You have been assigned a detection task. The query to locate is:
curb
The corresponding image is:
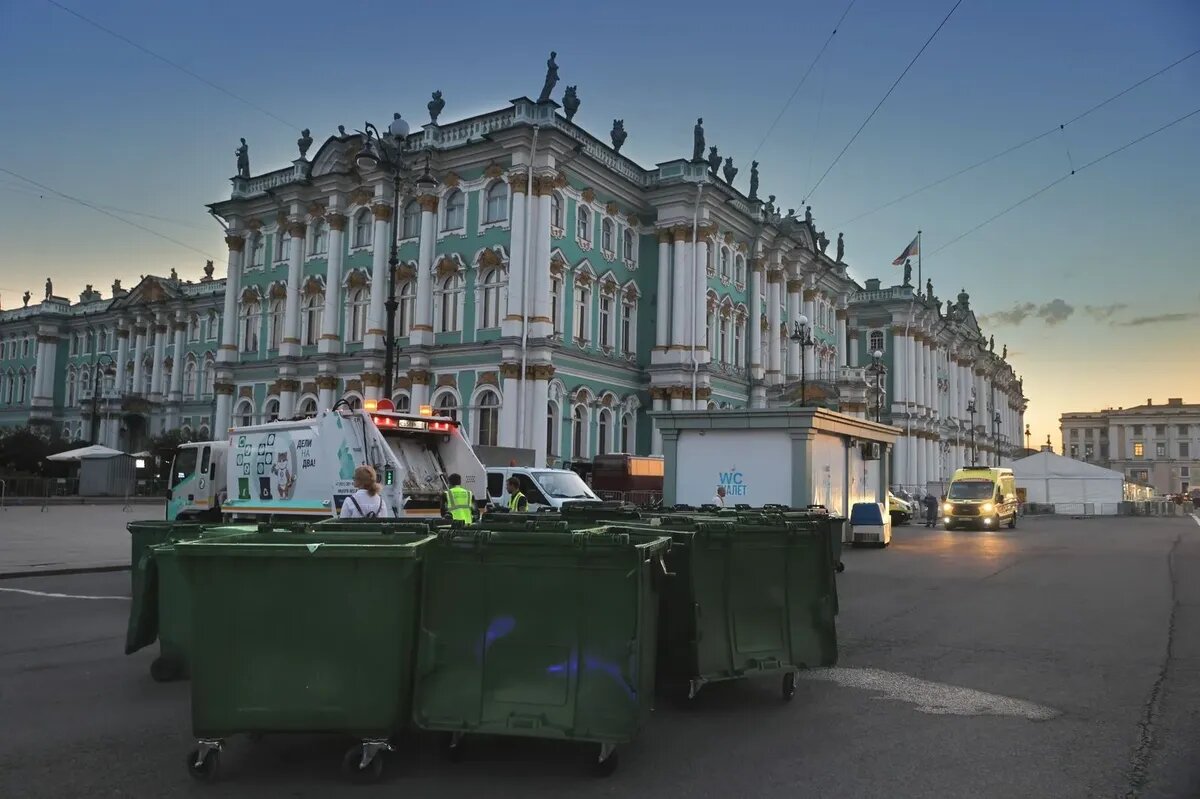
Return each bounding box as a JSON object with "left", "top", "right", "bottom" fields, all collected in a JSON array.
[{"left": 0, "top": 564, "right": 130, "bottom": 581}]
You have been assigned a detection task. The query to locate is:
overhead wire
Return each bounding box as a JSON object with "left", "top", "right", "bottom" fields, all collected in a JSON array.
[
  {"left": 750, "top": 0, "right": 857, "bottom": 161},
  {"left": 0, "top": 166, "right": 221, "bottom": 261},
  {"left": 804, "top": 0, "right": 966, "bottom": 203},
  {"left": 927, "top": 105, "right": 1200, "bottom": 257},
  {"left": 0, "top": 182, "right": 209, "bottom": 230},
  {"left": 836, "top": 45, "right": 1200, "bottom": 226},
  {"left": 42, "top": 0, "right": 296, "bottom": 130}
]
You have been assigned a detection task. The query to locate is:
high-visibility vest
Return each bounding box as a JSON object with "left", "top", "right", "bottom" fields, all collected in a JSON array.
[
  {"left": 445, "top": 485, "right": 474, "bottom": 525},
  {"left": 508, "top": 491, "right": 527, "bottom": 512}
]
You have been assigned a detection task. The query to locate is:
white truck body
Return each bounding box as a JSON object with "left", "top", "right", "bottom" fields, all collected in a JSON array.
[
  {"left": 167, "top": 408, "right": 486, "bottom": 521},
  {"left": 485, "top": 466, "right": 602, "bottom": 511}
]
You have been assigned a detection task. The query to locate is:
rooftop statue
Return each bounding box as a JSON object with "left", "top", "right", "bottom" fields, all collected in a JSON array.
[
  {"left": 692, "top": 118, "right": 705, "bottom": 162},
  {"left": 748, "top": 161, "right": 759, "bottom": 200},
  {"left": 235, "top": 138, "right": 250, "bottom": 178},
  {"left": 562, "top": 85, "right": 580, "bottom": 121},
  {"left": 538, "top": 51, "right": 559, "bottom": 102},
  {"left": 427, "top": 90, "right": 445, "bottom": 124},
  {"left": 610, "top": 119, "right": 627, "bottom": 153},
  {"left": 297, "top": 129, "right": 312, "bottom": 160}
]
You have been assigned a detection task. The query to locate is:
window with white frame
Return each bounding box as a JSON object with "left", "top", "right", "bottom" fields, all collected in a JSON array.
[
  {"left": 183, "top": 358, "right": 197, "bottom": 397},
  {"left": 207, "top": 311, "right": 219, "bottom": 340},
  {"left": 551, "top": 273, "right": 564, "bottom": 335},
  {"left": 202, "top": 358, "right": 214, "bottom": 395},
  {"left": 484, "top": 182, "right": 508, "bottom": 224},
  {"left": 546, "top": 401, "right": 559, "bottom": 456},
  {"left": 347, "top": 287, "right": 369, "bottom": 343},
  {"left": 720, "top": 248, "right": 731, "bottom": 280},
  {"left": 275, "top": 231, "right": 290, "bottom": 262},
  {"left": 353, "top": 209, "right": 373, "bottom": 248},
  {"left": 240, "top": 301, "right": 260, "bottom": 352},
  {"left": 249, "top": 233, "right": 265, "bottom": 268},
  {"left": 298, "top": 397, "right": 318, "bottom": 416},
  {"left": 599, "top": 293, "right": 613, "bottom": 348},
  {"left": 438, "top": 274, "right": 463, "bottom": 333},
  {"left": 264, "top": 398, "right": 280, "bottom": 423},
  {"left": 443, "top": 190, "right": 465, "bottom": 231},
  {"left": 402, "top": 200, "right": 421, "bottom": 239},
  {"left": 65, "top": 369, "right": 76, "bottom": 407},
  {"left": 571, "top": 405, "right": 587, "bottom": 457},
  {"left": 706, "top": 303, "right": 716, "bottom": 352},
  {"left": 235, "top": 399, "right": 254, "bottom": 427},
  {"left": 597, "top": 408, "right": 611, "bottom": 455},
  {"left": 576, "top": 205, "right": 591, "bottom": 243},
  {"left": 479, "top": 269, "right": 501, "bottom": 329},
  {"left": 435, "top": 392, "right": 458, "bottom": 421},
  {"left": 719, "top": 314, "right": 730, "bottom": 363},
  {"left": 734, "top": 316, "right": 744, "bottom": 367},
  {"left": 623, "top": 228, "right": 636, "bottom": 264},
  {"left": 575, "top": 281, "right": 591, "bottom": 341},
  {"left": 391, "top": 393, "right": 411, "bottom": 413},
  {"left": 735, "top": 254, "right": 745, "bottom": 284},
  {"left": 620, "top": 412, "right": 634, "bottom": 453},
  {"left": 475, "top": 389, "right": 500, "bottom": 446},
  {"left": 620, "top": 293, "right": 635, "bottom": 353},
  {"left": 550, "top": 193, "right": 564, "bottom": 232},
  {"left": 268, "top": 297, "right": 285, "bottom": 350},
  {"left": 869, "top": 329, "right": 885, "bottom": 353},
  {"left": 309, "top": 219, "right": 328, "bottom": 256},
  {"left": 303, "top": 293, "right": 323, "bottom": 346},
  {"left": 602, "top": 219, "right": 614, "bottom": 253},
  {"left": 188, "top": 314, "right": 200, "bottom": 342},
  {"left": 396, "top": 281, "right": 414, "bottom": 337}
]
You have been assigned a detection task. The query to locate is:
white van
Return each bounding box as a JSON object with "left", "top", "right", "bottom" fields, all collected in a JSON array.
[{"left": 485, "top": 467, "right": 602, "bottom": 511}]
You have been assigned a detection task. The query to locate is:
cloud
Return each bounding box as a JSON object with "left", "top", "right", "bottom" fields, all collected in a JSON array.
[
  {"left": 1084, "top": 303, "right": 1128, "bottom": 321},
  {"left": 1118, "top": 313, "right": 1193, "bottom": 327},
  {"left": 981, "top": 299, "right": 1074, "bottom": 327}
]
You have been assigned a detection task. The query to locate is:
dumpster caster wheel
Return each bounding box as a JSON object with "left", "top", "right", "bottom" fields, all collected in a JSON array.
[
  {"left": 341, "top": 745, "right": 385, "bottom": 784},
  {"left": 441, "top": 732, "right": 465, "bottom": 762},
  {"left": 835, "top": 561, "right": 845, "bottom": 573},
  {"left": 151, "top": 656, "right": 182, "bottom": 683},
  {"left": 782, "top": 671, "right": 798, "bottom": 701},
  {"left": 594, "top": 745, "right": 618, "bottom": 777},
  {"left": 186, "top": 747, "right": 220, "bottom": 783}
]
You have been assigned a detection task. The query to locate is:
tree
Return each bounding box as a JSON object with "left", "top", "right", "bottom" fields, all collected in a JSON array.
[
  {"left": 0, "top": 427, "right": 83, "bottom": 476},
  {"left": 144, "top": 429, "right": 195, "bottom": 481}
]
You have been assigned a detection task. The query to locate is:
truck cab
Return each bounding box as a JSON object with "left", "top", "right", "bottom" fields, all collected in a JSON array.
[
  {"left": 942, "top": 466, "right": 1018, "bottom": 530},
  {"left": 167, "top": 441, "right": 228, "bottom": 521},
  {"left": 485, "top": 467, "right": 602, "bottom": 511}
]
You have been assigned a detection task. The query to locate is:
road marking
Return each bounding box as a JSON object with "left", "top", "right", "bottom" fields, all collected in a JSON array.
[
  {"left": 800, "top": 667, "right": 1060, "bottom": 720},
  {"left": 0, "top": 587, "right": 130, "bottom": 601}
]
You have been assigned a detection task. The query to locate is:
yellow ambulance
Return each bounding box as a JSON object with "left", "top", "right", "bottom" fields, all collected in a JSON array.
[{"left": 942, "top": 466, "right": 1018, "bottom": 530}]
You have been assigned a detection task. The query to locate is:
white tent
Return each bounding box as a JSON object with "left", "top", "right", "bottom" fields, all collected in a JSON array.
[
  {"left": 1012, "top": 450, "right": 1124, "bottom": 515},
  {"left": 45, "top": 444, "right": 125, "bottom": 462}
]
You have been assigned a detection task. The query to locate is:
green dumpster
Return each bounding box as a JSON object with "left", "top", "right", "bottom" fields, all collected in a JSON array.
[
  {"left": 176, "top": 529, "right": 433, "bottom": 784},
  {"left": 630, "top": 515, "right": 839, "bottom": 701},
  {"left": 412, "top": 528, "right": 670, "bottom": 776}
]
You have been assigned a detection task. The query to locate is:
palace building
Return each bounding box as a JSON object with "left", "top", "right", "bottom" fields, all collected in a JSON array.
[{"left": 0, "top": 69, "right": 1026, "bottom": 490}]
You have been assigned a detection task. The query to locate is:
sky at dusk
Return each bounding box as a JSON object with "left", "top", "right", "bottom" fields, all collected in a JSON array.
[{"left": 1, "top": 0, "right": 1197, "bottom": 443}]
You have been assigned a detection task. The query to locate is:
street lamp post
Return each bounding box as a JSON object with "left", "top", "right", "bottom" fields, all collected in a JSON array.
[
  {"left": 866, "top": 349, "right": 886, "bottom": 423},
  {"left": 992, "top": 411, "right": 1003, "bottom": 466},
  {"left": 89, "top": 352, "right": 116, "bottom": 445},
  {"left": 967, "top": 391, "right": 977, "bottom": 467},
  {"left": 789, "top": 317, "right": 815, "bottom": 407},
  {"left": 1025, "top": 423, "right": 1031, "bottom": 452},
  {"left": 354, "top": 114, "right": 437, "bottom": 400}
]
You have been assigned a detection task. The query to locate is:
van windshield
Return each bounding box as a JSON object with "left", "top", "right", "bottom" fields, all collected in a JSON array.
[
  {"left": 948, "top": 481, "right": 994, "bottom": 500},
  {"left": 171, "top": 448, "right": 198, "bottom": 488},
  {"left": 533, "top": 471, "right": 598, "bottom": 500}
]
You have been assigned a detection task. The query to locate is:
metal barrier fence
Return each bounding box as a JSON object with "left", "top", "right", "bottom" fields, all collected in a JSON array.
[
  {"left": 0, "top": 476, "right": 168, "bottom": 507},
  {"left": 593, "top": 490, "right": 664, "bottom": 509}
]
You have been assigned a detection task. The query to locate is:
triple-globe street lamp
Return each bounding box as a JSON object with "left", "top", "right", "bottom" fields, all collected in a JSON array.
[
  {"left": 789, "top": 317, "right": 816, "bottom": 407},
  {"left": 866, "top": 349, "right": 887, "bottom": 423}
]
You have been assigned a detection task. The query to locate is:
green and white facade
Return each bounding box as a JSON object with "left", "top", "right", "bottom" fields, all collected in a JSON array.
[{"left": 0, "top": 91, "right": 1025, "bottom": 486}]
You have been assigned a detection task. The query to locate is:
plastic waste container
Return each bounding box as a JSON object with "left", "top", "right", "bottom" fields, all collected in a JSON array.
[
  {"left": 412, "top": 528, "right": 670, "bottom": 776},
  {"left": 626, "top": 515, "right": 839, "bottom": 701},
  {"left": 176, "top": 529, "right": 433, "bottom": 784}
]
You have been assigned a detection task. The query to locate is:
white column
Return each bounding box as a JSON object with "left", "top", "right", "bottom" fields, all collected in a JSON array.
[
  {"left": 928, "top": 345, "right": 937, "bottom": 416},
  {"left": 651, "top": 395, "right": 665, "bottom": 455},
  {"left": 150, "top": 316, "right": 166, "bottom": 399},
  {"left": 670, "top": 227, "right": 689, "bottom": 347},
  {"left": 411, "top": 193, "right": 438, "bottom": 343},
  {"left": 749, "top": 262, "right": 763, "bottom": 379},
  {"left": 364, "top": 199, "right": 391, "bottom": 351},
  {"left": 528, "top": 372, "right": 550, "bottom": 466},
  {"left": 529, "top": 180, "right": 554, "bottom": 338},
  {"left": 907, "top": 434, "right": 918, "bottom": 491},
  {"left": 115, "top": 325, "right": 130, "bottom": 394},
  {"left": 320, "top": 209, "right": 346, "bottom": 354},
  {"left": 767, "top": 273, "right": 782, "bottom": 383},
  {"left": 694, "top": 231, "right": 710, "bottom": 375},
  {"left": 218, "top": 234, "right": 243, "bottom": 364},
  {"left": 893, "top": 438, "right": 906, "bottom": 488},
  {"left": 280, "top": 217, "right": 305, "bottom": 358},
  {"left": 655, "top": 230, "right": 671, "bottom": 349},
  {"left": 132, "top": 321, "right": 147, "bottom": 395},
  {"left": 913, "top": 335, "right": 925, "bottom": 412},
  {"left": 849, "top": 327, "right": 860, "bottom": 368},
  {"left": 499, "top": 365, "right": 520, "bottom": 448},
  {"left": 317, "top": 377, "right": 337, "bottom": 412},
  {"left": 891, "top": 330, "right": 906, "bottom": 412},
  {"left": 915, "top": 434, "right": 926, "bottom": 490},
  {"left": 169, "top": 314, "right": 185, "bottom": 401},
  {"left": 837, "top": 311, "right": 848, "bottom": 367},
  {"left": 502, "top": 177, "right": 528, "bottom": 339},
  {"left": 802, "top": 289, "right": 816, "bottom": 377},
  {"left": 786, "top": 281, "right": 801, "bottom": 378},
  {"left": 214, "top": 386, "right": 233, "bottom": 437}
]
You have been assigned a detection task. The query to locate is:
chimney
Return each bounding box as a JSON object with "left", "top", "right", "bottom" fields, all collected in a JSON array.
[{"left": 1168, "top": 398, "right": 1183, "bottom": 407}]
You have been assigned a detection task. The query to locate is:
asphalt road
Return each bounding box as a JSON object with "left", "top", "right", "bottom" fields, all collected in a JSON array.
[{"left": 1, "top": 515, "right": 1198, "bottom": 798}]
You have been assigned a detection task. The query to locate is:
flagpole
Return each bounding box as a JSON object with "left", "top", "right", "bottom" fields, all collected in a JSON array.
[{"left": 917, "top": 229, "right": 923, "bottom": 293}]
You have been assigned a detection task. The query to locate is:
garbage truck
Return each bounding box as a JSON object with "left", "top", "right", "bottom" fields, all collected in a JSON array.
[{"left": 165, "top": 401, "right": 487, "bottom": 521}]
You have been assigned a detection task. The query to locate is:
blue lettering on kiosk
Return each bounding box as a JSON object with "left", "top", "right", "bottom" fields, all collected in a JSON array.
[{"left": 718, "top": 468, "right": 748, "bottom": 496}]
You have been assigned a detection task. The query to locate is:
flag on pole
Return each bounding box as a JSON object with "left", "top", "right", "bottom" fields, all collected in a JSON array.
[{"left": 891, "top": 235, "right": 920, "bottom": 266}]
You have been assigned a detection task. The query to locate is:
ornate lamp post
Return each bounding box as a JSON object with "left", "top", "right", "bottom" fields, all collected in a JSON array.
[
  {"left": 89, "top": 353, "right": 116, "bottom": 444},
  {"left": 866, "top": 349, "right": 887, "bottom": 422},
  {"left": 789, "top": 316, "right": 816, "bottom": 407},
  {"left": 354, "top": 115, "right": 438, "bottom": 399},
  {"left": 967, "top": 390, "right": 977, "bottom": 467},
  {"left": 992, "top": 410, "right": 1003, "bottom": 466},
  {"left": 1025, "top": 423, "right": 1031, "bottom": 452}
]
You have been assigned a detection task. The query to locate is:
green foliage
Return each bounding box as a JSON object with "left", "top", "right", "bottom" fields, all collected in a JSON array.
[{"left": 0, "top": 427, "right": 85, "bottom": 476}]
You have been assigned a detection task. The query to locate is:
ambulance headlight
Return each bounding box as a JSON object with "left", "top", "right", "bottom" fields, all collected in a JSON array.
[{"left": 981, "top": 502, "right": 994, "bottom": 513}]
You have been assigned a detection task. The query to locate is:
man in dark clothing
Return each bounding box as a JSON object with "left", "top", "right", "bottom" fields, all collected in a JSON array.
[{"left": 923, "top": 493, "right": 940, "bottom": 527}]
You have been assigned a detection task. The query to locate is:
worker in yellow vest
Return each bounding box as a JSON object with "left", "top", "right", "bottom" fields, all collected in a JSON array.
[
  {"left": 442, "top": 473, "right": 476, "bottom": 525},
  {"left": 506, "top": 477, "right": 529, "bottom": 512}
]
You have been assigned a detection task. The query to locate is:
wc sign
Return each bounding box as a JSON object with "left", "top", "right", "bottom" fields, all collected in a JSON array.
[{"left": 717, "top": 466, "right": 748, "bottom": 497}]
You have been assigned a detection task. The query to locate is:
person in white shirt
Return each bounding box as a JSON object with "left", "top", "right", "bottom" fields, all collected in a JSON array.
[
  {"left": 339, "top": 465, "right": 393, "bottom": 519},
  {"left": 711, "top": 485, "right": 727, "bottom": 507}
]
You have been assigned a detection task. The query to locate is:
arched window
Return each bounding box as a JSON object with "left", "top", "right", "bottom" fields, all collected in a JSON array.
[
  {"left": 188, "top": 314, "right": 200, "bottom": 342},
  {"left": 479, "top": 269, "right": 501, "bottom": 329},
  {"left": 435, "top": 392, "right": 458, "bottom": 421},
  {"left": 268, "top": 297, "right": 285, "bottom": 350},
  {"left": 17, "top": 371, "right": 27, "bottom": 404},
  {"left": 207, "top": 310, "right": 219, "bottom": 340},
  {"left": 719, "top": 315, "right": 730, "bottom": 363},
  {"left": 550, "top": 193, "right": 563, "bottom": 231},
  {"left": 443, "top": 189, "right": 465, "bottom": 231},
  {"left": 735, "top": 255, "right": 745, "bottom": 284},
  {"left": 142, "top": 360, "right": 152, "bottom": 395},
  {"left": 575, "top": 280, "right": 591, "bottom": 342},
  {"left": 720, "top": 248, "right": 731, "bottom": 279},
  {"left": 475, "top": 389, "right": 500, "bottom": 447},
  {"left": 402, "top": 200, "right": 421, "bottom": 239},
  {"left": 123, "top": 362, "right": 134, "bottom": 393},
  {"left": 438, "top": 274, "right": 463, "bottom": 333},
  {"left": 263, "top": 398, "right": 280, "bottom": 423},
  {"left": 551, "top": 273, "right": 564, "bottom": 335},
  {"left": 343, "top": 394, "right": 362, "bottom": 410},
  {"left": 183, "top": 358, "right": 197, "bottom": 397},
  {"left": 546, "top": 401, "right": 559, "bottom": 456},
  {"left": 396, "top": 281, "right": 414, "bottom": 337},
  {"left": 347, "top": 286, "right": 369, "bottom": 343},
  {"left": 249, "top": 233, "right": 265, "bottom": 268},
  {"left": 202, "top": 356, "right": 215, "bottom": 395},
  {"left": 353, "top": 209, "right": 373, "bottom": 248},
  {"left": 65, "top": 369, "right": 76, "bottom": 407},
  {"left": 734, "top": 317, "right": 745, "bottom": 367},
  {"left": 275, "top": 231, "right": 290, "bottom": 262},
  {"left": 620, "top": 412, "right": 635, "bottom": 454},
  {"left": 869, "top": 329, "right": 885, "bottom": 354},
  {"left": 620, "top": 292, "right": 636, "bottom": 353},
  {"left": 298, "top": 397, "right": 318, "bottom": 417},
  {"left": 576, "top": 206, "right": 591, "bottom": 243},
  {"left": 599, "top": 292, "right": 613, "bottom": 348},
  {"left": 240, "top": 301, "right": 260, "bottom": 352},
  {"left": 391, "top": 393, "right": 411, "bottom": 413},
  {"left": 309, "top": 219, "right": 328, "bottom": 256},
  {"left": 602, "top": 219, "right": 614, "bottom": 252},
  {"left": 571, "top": 405, "right": 587, "bottom": 457},
  {"left": 623, "top": 228, "right": 635, "bottom": 263},
  {"left": 79, "top": 367, "right": 91, "bottom": 403},
  {"left": 484, "top": 182, "right": 508, "bottom": 224},
  {"left": 235, "top": 399, "right": 254, "bottom": 428},
  {"left": 303, "top": 292, "right": 324, "bottom": 346},
  {"left": 597, "top": 408, "right": 611, "bottom": 455}
]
